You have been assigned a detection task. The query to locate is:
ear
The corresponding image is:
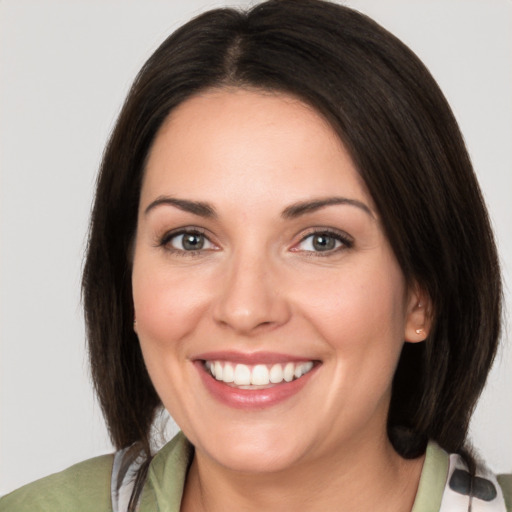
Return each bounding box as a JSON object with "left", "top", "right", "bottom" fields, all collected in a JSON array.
[{"left": 404, "top": 283, "right": 432, "bottom": 343}]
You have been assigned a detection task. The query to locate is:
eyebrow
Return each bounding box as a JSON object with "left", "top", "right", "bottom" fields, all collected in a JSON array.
[
  {"left": 144, "top": 196, "right": 217, "bottom": 218},
  {"left": 281, "top": 197, "right": 374, "bottom": 219},
  {"left": 144, "top": 195, "right": 374, "bottom": 220}
]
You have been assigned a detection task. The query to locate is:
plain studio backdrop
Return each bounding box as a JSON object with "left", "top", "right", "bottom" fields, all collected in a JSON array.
[{"left": 0, "top": 0, "right": 511, "bottom": 496}]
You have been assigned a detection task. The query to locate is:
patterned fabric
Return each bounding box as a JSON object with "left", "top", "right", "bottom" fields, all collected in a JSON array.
[
  {"left": 439, "top": 453, "right": 507, "bottom": 512},
  {"left": 111, "top": 446, "right": 145, "bottom": 512}
]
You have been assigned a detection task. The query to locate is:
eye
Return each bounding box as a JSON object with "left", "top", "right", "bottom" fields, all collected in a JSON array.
[
  {"left": 294, "top": 230, "right": 352, "bottom": 253},
  {"left": 161, "top": 230, "right": 216, "bottom": 252}
]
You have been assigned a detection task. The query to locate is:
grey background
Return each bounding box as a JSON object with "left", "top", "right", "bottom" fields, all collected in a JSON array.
[{"left": 1, "top": 0, "right": 511, "bottom": 495}]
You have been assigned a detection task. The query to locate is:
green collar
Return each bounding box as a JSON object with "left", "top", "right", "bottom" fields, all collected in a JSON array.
[
  {"left": 139, "top": 432, "right": 193, "bottom": 512},
  {"left": 411, "top": 442, "right": 449, "bottom": 512}
]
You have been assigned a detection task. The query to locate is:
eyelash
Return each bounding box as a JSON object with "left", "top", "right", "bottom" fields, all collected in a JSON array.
[
  {"left": 158, "top": 228, "right": 216, "bottom": 257},
  {"left": 293, "top": 229, "right": 354, "bottom": 256},
  {"left": 157, "top": 227, "right": 353, "bottom": 257}
]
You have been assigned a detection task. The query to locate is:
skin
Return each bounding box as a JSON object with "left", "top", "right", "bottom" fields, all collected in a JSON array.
[{"left": 132, "top": 88, "right": 430, "bottom": 511}]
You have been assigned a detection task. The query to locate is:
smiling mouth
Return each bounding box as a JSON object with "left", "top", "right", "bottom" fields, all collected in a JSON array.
[{"left": 203, "top": 360, "right": 316, "bottom": 389}]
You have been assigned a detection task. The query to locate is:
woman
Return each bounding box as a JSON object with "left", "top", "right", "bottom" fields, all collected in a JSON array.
[{"left": 1, "top": 0, "right": 510, "bottom": 510}]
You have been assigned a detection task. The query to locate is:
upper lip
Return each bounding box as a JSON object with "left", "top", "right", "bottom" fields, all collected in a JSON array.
[{"left": 193, "top": 351, "right": 318, "bottom": 365}]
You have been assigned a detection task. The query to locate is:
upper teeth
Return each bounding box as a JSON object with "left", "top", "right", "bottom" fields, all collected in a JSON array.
[{"left": 205, "top": 361, "right": 314, "bottom": 386}]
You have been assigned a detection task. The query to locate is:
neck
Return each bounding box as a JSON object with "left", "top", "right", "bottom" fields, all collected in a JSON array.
[{"left": 181, "top": 432, "right": 424, "bottom": 512}]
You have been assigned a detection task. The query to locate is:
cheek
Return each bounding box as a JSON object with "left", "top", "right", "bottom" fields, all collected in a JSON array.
[
  {"left": 131, "top": 255, "right": 212, "bottom": 352},
  {"left": 131, "top": 255, "right": 215, "bottom": 412},
  {"left": 290, "top": 257, "right": 407, "bottom": 359},
  {"left": 292, "top": 260, "right": 408, "bottom": 423}
]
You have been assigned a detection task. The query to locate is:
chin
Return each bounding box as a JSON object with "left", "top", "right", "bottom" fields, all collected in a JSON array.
[
  {"left": 193, "top": 425, "right": 311, "bottom": 474},
  {"left": 212, "top": 446, "right": 303, "bottom": 474}
]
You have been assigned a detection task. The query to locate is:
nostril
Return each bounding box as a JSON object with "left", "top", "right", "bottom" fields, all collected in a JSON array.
[{"left": 212, "top": 264, "right": 292, "bottom": 333}]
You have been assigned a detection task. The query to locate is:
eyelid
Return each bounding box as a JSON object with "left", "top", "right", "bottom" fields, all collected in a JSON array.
[
  {"left": 155, "top": 226, "right": 352, "bottom": 256},
  {"left": 291, "top": 228, "right": 354, "bottom": 253},
  {"left": 157, "top": 226, "right": 219, "bottom": 254},
  {"left": 159, "top": 226, "right": 203, "bottom": 244}
]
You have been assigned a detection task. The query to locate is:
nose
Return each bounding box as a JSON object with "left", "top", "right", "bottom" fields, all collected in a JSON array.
[{"left": 212, "top": 250, "right": 291, "bottom": 335}]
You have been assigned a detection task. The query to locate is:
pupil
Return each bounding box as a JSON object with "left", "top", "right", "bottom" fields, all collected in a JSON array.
[
  {"left": 313, "top": 234, "right": 335, "bottom": 251},
  {"left": 183, "top": 233, "right": 204, "bottom": 250}
]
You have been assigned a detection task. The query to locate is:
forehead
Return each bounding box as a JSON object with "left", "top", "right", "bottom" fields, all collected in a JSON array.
[{"left": 141, "top": 88, "right": 373, "bottom": 212}]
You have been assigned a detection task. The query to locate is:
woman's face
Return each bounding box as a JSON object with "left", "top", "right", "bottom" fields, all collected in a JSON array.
[{"left": 132, "top": 89, "right": 426, "bottom": 473}]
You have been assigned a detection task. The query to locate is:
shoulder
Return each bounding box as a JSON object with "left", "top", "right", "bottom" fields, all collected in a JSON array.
[
  {"left": 498, "top": 474, "right": 512, "bottom": 512},
  {"left": 0, "top": 453, "right": 114, "bottom": 512}
]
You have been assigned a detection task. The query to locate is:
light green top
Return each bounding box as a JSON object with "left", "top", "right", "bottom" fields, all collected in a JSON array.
[
  {"left": 1, "top": 434, "right": 511, "bottom": 511},
  {"left": 411, "top": 441, "right": 449, "bottom": 512},
  {"left": 0, "top": 452, "right": 114, "bottom": 511}
]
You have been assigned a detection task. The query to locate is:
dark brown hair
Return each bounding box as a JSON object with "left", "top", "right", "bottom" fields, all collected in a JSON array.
[{"left": 82, "top": 0, "right": 501, "bottom": 478}]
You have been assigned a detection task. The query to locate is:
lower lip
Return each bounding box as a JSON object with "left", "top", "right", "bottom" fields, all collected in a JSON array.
[{"left": 195, "top": 361, "right": 318, "bottom": 409}]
